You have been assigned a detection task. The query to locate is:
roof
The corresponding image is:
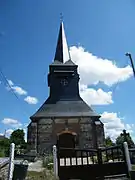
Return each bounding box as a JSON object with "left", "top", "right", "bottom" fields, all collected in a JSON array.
[
  {"left": 30, "top": 21, "right": 100, "bottom": 120},
  {"left": 50, "top": 59, "right": 77, "bottom": 67},
  {"left": 51, "top": 21, "right": 77, "bottom": 67},
  {"left": 54, "top": 21, "right": 70, "bottom": 63},
  {"left": 51, "top": 60, "right": 63, "bottom": 65},
  {"left": 30, "top": 98, "right": 100, "bottom": 119},
  {"left": 64, "top": 59, "right": 76, "bottom": 66}
]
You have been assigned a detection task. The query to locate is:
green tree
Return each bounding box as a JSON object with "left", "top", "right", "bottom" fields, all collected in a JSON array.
[
  {"left": 105, "top": 136, "right": 115, "bottom": 147},
  {"left": 0, "top": 138, "right": 10, "bottom": 156},
  {"left": 116, "top": 130, "right": 134, "bottom": 148},
  {"left": 0, "top": 137, "right": 10, "bottom": 148},
  {"left": 10, "top": 129, "right": 25, "bottom": 148}
]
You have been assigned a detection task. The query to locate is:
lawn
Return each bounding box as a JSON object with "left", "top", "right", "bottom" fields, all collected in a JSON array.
[
  {"left": 132, "top": 165, "right": 135, "bottom": 171},
  {"left": 26, "top": 169, "right": 58, "bottom": 180}
]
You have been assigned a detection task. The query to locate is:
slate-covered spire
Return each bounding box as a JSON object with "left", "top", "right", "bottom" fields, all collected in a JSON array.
[{"left": 54, "top": 21, "right": 70, "bottom": 63}]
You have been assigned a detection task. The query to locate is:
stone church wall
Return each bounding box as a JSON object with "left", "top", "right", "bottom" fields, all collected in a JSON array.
[
  {"left": 37, "top": 118, "right": 53, "bottom": 154},
  {"left": 37, "top": 118, "right": 80, "bottom": 154},
  {"left": 79, "top": 117, "right": 94, "bottom": 148},
  {"left": 96, "top": 123, "right": 105, "bottom": 147},
  {"left": 27, "top": 122, "right": 37, "bottom": 151},
  {"left": 79, "top": 117, "right": 105, "bottom": 148},
  {"left": 52, "top": 122, "right": 80, "bottom": 143},
  {"left": 27, "top": 117, "right": 105, "bottom": 155}
]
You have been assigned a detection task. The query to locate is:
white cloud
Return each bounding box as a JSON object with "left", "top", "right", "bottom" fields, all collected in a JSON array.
[
  {"left": 100, "top": 112, "right": 134, "bottom": 141},
  {"left": 11, "top": 86, "right": 27, "bottom": 95},
  {"left": 0, "top": 129, "right": 13, "bottom": 137},
  {"left": 7, "top": 79, "right": 39, "bottom": 104},
  {"left": 23, "top": 123, "right": 29, "bottom": 128},
  {"left": 6, "top": 129, "right": 13, "bottom": 137},
  {"left": 7, "top": 79, "right": 27, "bottom": 95},
  {"left": 70, "top": 46, "right": 133, "bottom": 86},
  {"left": 24, "top": 96, "right": 38, "bottom": 104},
  {"left": 8, "top": 79, "right": 14, "bottom": 86},
  {"left": 69, "top": 46, "right": 133, "bottom": 106},
  {"left": 80, "top": 84, "right": 113, "bottom": 105},
  {"left": 2, "top": 118, "right": 22, "bottom": 128}
]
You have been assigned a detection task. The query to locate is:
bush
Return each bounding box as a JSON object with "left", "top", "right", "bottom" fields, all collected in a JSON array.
[
  {"left": 43, "top": 154, "right": 53, "bottom": 170},
  {"left": 47, "top": 163, "right": 53, "bottom": 170},
  {"left": 0, "top": 150, "right": 5, "bottom": 157}
]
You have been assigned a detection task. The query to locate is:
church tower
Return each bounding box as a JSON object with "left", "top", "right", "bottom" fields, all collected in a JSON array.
[{"left": 27, "top": 21, "right": 105, "bottom": 155}]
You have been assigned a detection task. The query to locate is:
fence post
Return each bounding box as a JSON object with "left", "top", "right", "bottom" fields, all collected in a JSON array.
[
  {"left": 8, "top": 143, "right": 15, "bottom": 180},
  {"left": 53, "top": 145, "right": 58, "bottom": 178},
  {"left": 97, "top": 148, "right": 104, "bottom": 179},
  {"left": 123, "top": 142, "right": 132, "bottom": 172},
  {"left": 97, "top": 148, "right": 103, "bottom": 164}
]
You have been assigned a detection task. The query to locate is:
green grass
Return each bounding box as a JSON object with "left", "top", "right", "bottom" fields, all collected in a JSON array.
[
  {"left": 132, "top": 165, "right": 135, "bottom": 171},
  {"left": 42, "top": 154, "right": 53, "bottom": 170},
  {"left": 26, "top": 169, "right": 58, "bottom": 180}
]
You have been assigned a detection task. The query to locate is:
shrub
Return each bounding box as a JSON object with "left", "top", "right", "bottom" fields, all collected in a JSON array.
[
  {"left": 26, "top": 169, "right": 59, "bottom": 180},
  {"left": 0, "top": 150, "right": 5, "bottom": 157},
  {"left": 43, "top": 154, "right": 53, "bottom": 169}
]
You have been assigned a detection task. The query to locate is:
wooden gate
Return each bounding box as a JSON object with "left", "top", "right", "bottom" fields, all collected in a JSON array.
[{"left": 57, "top": 145, "right": 129, "bottom": 180}]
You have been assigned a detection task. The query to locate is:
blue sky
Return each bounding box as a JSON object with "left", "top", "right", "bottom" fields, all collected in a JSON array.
[{"left": 0, "top": 0, "right": 135, "bottom": 141}]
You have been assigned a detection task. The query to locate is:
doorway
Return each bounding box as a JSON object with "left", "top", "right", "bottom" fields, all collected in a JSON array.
[{"left": 57, "top": 130, "right": 77, "bottom": 157}]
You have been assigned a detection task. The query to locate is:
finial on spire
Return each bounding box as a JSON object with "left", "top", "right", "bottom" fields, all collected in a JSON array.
[{"left": 60, "top": 13, "right": 63, "bottom": 23}]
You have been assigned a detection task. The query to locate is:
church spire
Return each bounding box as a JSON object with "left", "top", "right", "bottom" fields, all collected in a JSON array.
[{"left": 54, "top": 20, "right": 70, "bottom": 63}]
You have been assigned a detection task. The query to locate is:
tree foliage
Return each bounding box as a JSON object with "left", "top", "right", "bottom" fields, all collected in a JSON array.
[
  {"left": 10, "top": 129, "right": 26, "bottom": 148},
  {"left": 0, "top": 138, "right": 10, "bottom": 157},
  {"left": 0, "top": 129, "right": 27, "bottom": 156},
  {"left": 105, "top": 136, "right": 115, "bottom": 147},
  {"left": 116, "top": 130, "right": 134, "bottom": 148}
]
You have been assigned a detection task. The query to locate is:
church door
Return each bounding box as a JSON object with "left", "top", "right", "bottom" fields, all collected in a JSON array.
[{"left": 57, "top": 131, "right": 76, "bottom": 157}]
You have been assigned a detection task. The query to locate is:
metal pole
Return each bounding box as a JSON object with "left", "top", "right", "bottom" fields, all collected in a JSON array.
[
  {"left": 125, "top": 53, "right": 135, "bottom": 77},
  {"left": 8, "top": 143, "right": 15, "bottom": 180}
]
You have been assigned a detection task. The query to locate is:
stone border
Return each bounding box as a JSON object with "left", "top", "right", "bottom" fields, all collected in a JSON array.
[{"left": 0, "top": 158, "right": 9, "bottom": 168}]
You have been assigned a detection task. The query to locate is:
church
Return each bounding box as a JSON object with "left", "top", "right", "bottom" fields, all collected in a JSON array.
[{"left": 27, "top": 21, "right": 105, "bottom": 155}]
